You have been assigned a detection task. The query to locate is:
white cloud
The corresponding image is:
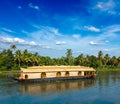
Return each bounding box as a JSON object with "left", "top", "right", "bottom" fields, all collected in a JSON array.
[
  {"left": 29, "top": 26, "right": 64, "bottom": 42},
  {"left": 0, "top": 24, "right": 120, "bottom": 57},
  {"left": 28, "top": 3, "right": 39, "bottom": 10},
  {"left": 0, "top": 35, "right": 54, "bottom": 51},
  {"left": 105, "top": 40, "right": 109, "bottom": 43},
  {"left": 73, "top": 51, "right": 81, "bottom": 54},
  {"left": 55, "top": 41, "right": 66, "bottom": 45},
  {"left": 1, "top": 28, "right": 15, "bottom": 33},
  {"left": 0, "top": 36, "right": 36, "bottom": 46},
  {"left": 103, "top": 25, "right": 120, "bottom": 33},
  {"left": 96, "top": 0, "right": 115, "bottom": 10},
  {"left": 21, "top": 30, "right": 29, "bottom": 34},
  {"left": 32, "top": 24, "right": 41, "bottom": 29},
  {"left": 27, "top": 25, "right": 120, "bottom": 57},
  {"left": 14, "top": 38, "right": 25, "bottom": 43},
  {"left": 95, "top": 0, "right": 116, "bottom": 14},
  {"left": 29, "top": 41, "right": 37, "bottom": 46},
  {"left": 72, "top": 34, "right": 80, "bottom": 39},
  {"left": 74, "top": 25, "right": 100, "bottom": 32},
  {"left": 84, "top": 26, "right": 100, "bottom": 32},
  {"left": 1, "top": 37, "right": 13, "bottom": 43},
  {"left": 89, "top": 40, "right": 110, "bottom": 46},
  {"left": 103, "top": 49, "right": 109, "bottom": 52},
  {"left": 89, "top": 41, "right": 100, "bottom": 45},
  {"left": 0, "top": 37, "right": 24, "bottom": 44},
  {"left": 42, "top": 46, "right": 52, "bottom": 49}
]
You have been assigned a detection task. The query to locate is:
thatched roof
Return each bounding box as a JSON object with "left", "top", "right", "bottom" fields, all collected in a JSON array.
[{"left": 21, "top": 66, "right": 96, "bottom": 73}]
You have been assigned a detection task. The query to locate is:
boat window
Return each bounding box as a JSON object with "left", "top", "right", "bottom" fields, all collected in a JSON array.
[
  {"left": 56, "top": 72, "right": 61, "bottom": 77},
  {"left": 41, "top": 72, "right": 46, "bottom": 78},
  {"left": 78, "top": 71, "right": 82, "bottom": 76},
  {"left": 25, "top": 75, "right": 28, "bottom": 79},
  {"left": 87, "top": 72, "right": 89, "bottom": 76},
  {"left": 65, "top": 71, "right": 69, "bottom": 77},
  {"left": 90, "top": 71, "right": 92, "bottom": 75}
]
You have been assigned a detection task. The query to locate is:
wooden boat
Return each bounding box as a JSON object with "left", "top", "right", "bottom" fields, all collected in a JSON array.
[{"left": 13, "top": 66, "right": 96, "bottom": 82}]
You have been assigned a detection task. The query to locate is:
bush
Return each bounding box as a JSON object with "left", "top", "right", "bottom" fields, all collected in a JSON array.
[
  {"left": 21, "top": 65, "right": 28, "bottom": 68},
  {"left": 11, "top": 66, "right": 20, "bottom": 70},
  {"left": 0, "top": 66, "right": 7, "bottom": 71},
  {"left": 0, "top": 73, "right": 7, "bottom": 78}
]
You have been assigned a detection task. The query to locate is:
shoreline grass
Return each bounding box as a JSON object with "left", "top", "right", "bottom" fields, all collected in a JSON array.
[{"left": 96, "top": 67, "right": 120, "bottom": 71}]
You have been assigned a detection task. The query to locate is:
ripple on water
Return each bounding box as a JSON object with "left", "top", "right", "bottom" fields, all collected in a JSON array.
[{"left": 0, "top": 72, "right": 120, "bottom": 104}]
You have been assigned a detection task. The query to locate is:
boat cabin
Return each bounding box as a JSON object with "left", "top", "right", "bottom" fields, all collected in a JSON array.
[{"left": 18, "top": 66, "right": 96, "bottom": 81}]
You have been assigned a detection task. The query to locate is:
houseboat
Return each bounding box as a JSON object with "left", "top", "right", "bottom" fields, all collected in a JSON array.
[{"left": 15, "top": 66, "right": 96, "bottom": 82}]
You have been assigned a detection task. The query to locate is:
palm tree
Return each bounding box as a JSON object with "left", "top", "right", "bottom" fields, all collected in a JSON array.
[
  {"left": 10, "top": 44, "right": 16, "bottom": 53},
  {"left": 34, "top": 52, "right": 40, "bottom": 65},
  {"left": 103, "top": 54, "right": 110, "bottom": 67},
  {"left": 77, "top": 54, "right": 84, "bottom": 65},
  {"left": 30, "top": 54, "right": 39, "bottom": 66},
  {"left": 24, "top": 57, "right": 31, "bottom": 66},
  {"left": 98, "top": 51, "right": 103, "bottom": 60},
  {"left": 110, "top": 56, "right": 118, "bottom": 67},
  {"left": 117, "top": 57, "right": 120, "bottom": 67},
  {"left": 98, "top": 51, "right": 103, "bottom": 67},
  {"left": 22, "top": 49, "right": 29, "bottom": 66},
  {"left": 10, "top": 44, "right": 16, "bottom": 50},
  {"left": 66, "top": 49, "right": 73, "bottom": 65},
  {"left": 14, "top": 50, "right": 22, "bottom": 67},
  {"left": 6, "top": 49, "right": 14, "bottom": 69}
]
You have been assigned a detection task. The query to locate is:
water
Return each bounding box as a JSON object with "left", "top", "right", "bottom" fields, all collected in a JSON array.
[{"left": 0, "top": 71, "right": 120, "bottom": 104}]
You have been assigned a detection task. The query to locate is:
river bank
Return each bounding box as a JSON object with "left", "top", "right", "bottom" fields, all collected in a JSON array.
[
  {"left": 96, "top": 67, "right": 120, "bottom": 71},
  {"left": 0, "top": 71, "right": 20, "bottom": 78}
]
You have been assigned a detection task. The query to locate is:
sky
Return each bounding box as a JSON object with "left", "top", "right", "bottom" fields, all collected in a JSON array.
[{"left": 0, "top": 0, "right": 120, "bottom": 57}]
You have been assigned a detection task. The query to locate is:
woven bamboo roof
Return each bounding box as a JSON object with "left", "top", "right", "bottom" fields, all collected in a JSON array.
[{"left": 21, "top": 66, "right": 96, "bottom": 73}]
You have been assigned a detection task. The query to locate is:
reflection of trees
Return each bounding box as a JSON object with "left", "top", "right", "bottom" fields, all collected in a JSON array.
[
  {"left": 65, "top": 82, "right": 70, "bottom": 89},
  {"left": 0, "top": 80, "right": 20, "bottom": 96},
  {"left": 20, "top": 80, "right": 96, "bottom": 95},
  {"left": 56, "top": 83, "right": 62, "bottom": 90},
  {"left": 97, "top": 71, "right": 120, "bottom": 91},
  {"left": 111, "top": 71, "right": 120, "bottom": 83},
  {"left": 97, "top": 72, "right": 108, "bottom": 91}
]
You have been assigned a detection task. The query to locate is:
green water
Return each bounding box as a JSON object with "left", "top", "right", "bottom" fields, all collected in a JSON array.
[{"left": 0, "top": 71, "right": 120, "bottom": 104}]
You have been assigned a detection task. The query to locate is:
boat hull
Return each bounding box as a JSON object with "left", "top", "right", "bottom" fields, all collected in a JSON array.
[{"left": 16, "top": 76, "right": 96, "bottom": 83}]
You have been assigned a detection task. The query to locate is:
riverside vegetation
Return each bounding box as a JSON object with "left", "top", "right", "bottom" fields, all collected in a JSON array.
[{"left": 0, "top": 45, "right": 120, "bottom": 71}]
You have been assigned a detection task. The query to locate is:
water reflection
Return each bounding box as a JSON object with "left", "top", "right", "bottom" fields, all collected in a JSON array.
[
  {"left": 97, "top": 71, "right": 120, "bottom": 91},
  {"left": 20, "top": 79, "right": 96, "bottom": 95},
  {"left": 1, "top": 71, "right": 120, "bottom": 104}
]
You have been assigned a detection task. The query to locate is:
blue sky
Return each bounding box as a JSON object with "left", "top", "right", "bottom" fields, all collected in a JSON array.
[{"left": 0, "top": 0, "right": 120, "bottom": 57}]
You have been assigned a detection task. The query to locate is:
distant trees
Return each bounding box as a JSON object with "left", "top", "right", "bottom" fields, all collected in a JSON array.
[
  {"left": 103, "top": 54, "right": 110, "bottom": 67},
  {"left": 14, "top": 50, "right": 22, "bottom": 67},
  {"left": 0, "top": 45, "right": 120, "bottom": 71},
  {"left": 66, "top": 49, "right": 74, "bottom": 65},
  {"left": 0, "top": 49, "right": 14, "bottom": 70},
  {"left": 98, "top": 51, "right": 103, "bottom": 67},
  {"left": 75, "top": 54, "right": 84, "bottom": 66},
  {"left": 10, "top": 44, "right": 16, "bottom": 51}
]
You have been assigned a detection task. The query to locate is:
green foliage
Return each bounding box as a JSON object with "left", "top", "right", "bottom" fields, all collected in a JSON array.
[
  {"left": 66, "top": 49, "right": 74, "bottom": 65},
  {"left": 0, "top": 66, "right": 7, "bottom": 71},
  {"left": 21, "top": 65, "right": 28, "bottom": 68},
  {"left": 0, "top": 49, "right": 14, "bottom": 70},
  {"left": 0, "top": 73, "right": 7, "bottom": 78},
  {"left": 0, "top": 45, "right": 120, "bottom": 71},
  {"left": 11, "top": 66, "right": 20, "bottom": 70}
]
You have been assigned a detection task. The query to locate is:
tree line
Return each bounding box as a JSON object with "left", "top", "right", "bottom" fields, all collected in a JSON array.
[{"left": 0, "top": 45, "right": 120, "bottom": 71}]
